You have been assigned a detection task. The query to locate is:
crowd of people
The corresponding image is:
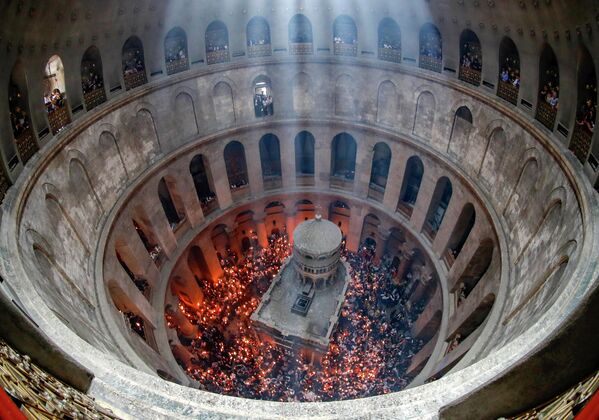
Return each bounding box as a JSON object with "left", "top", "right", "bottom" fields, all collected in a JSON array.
[
  {"left": 254, "top": 90, "right": 274, "bottom": 117},
  {"left": 419, "top": 32, "right": 442, "bottom": 61},
  {"left": 43, "top": 88, "right": 66, "bottom": 114},
  {"left": 81, "top": 63, "right": 104, "bottom": 95},
  {"left": 165, "top": 38, "right": 187, "bottom": 64},
  {"left": 123, "top": 50, "right": 145, "bottom": 76},
  {"left": 499, "top": 67, "right": 520, "bottom": 89},
  {"left": 460, "top": 43, "right": 482, "bottom": 72},
  {"left": 334, "top": 33, "right": 357, "bottom": 45},
  {"left": 168, "top": 230, "right": 428, "bottom": 402},
  {"left": 540, "top": 82, "right": 560, "bottom": 110},
  {"left": 9, "top": 104, "right": 30, "bottom": 138},
  {"left": 576, "top": 96, "right": 596, "bottom": 133}
]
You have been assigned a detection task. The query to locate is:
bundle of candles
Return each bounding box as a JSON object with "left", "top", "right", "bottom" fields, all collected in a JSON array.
[{"left": 168, "top": 232, "right": 426, "bottom": 401}]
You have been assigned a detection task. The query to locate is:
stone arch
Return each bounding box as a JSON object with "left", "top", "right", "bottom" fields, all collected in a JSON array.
[
  {"left": 445, "top": 203, "right": 476, "bottom": 264},
  {"left": 361, "top": 214, "right": 381, "bottom": 248},
  {"left": 158, "top": 176, "right": 185, "bottom": 228},
  {"left": 413, "top": 91, "right": 435, "bottom": 139},
  {"left": 288, "top": 14, "right": 313, "bottom": 54},
  {"left": 419, "top": 23, "right": 442, "bottom": 72},
  {"left": 458, "top": 29, "right": 482, "bottom": 86},
  {"left": 376, "top": 80, "right": 399, "bottom": 125},
  {"left": 424, "top": 176, "right": 453, "bottom": 239},
  {"left": 479, "top": 122, "right": 508, "bottom": 178},
  {"left": 223, "top": 140, "right": 248, "bottom": 190},
  {"left": 81, "top": 45, "right": 107, "bottom": 111},
  {"left": 122, "top": 36, "right": 147, "bottom": 90},
  {"left": 189, "top": 154, "right": 218, "bottom": 212},
  {"left": 246, "top": 16, "right": 271, "bottom": 57},
  {"left": 448, "top": 105, "right": 474, "bottom": 157},
  {"left": 330, "top": 133, "right": 357, "bottom": 180},
  {"left": 8, "top": 59, "right": 37, "bottom": 163},
  {"left": 205, "top": 20, "right": 230, "bottom": 64},
  {"left": 503, "top": 149, "right": 542, "bottom": 228},
  {"left": 68, "top": 155, "right": 103, "bottom": 227},
  {"left": 535, "top": 43, "right": 560, "bottom": 131},
  {"left": 333, "top": 15, "right": 358, "bottom": 57},
  {"left": 98, "top": 129, "right": 128, "bottom": 182},
  {"left": 369, "top": 142, "right": 392, "bottom": 192},
  {"left": 334, "top": 74, "right": 355, "bottom": 117},
  {"left": 164, "top": 27, "right": 189, "bottom": 75},
  {"left": 259, "top": 133, "right": 282, "bottom": 181},
  {"left": 497, "top": 37, "right": 520, "bottom": 105},
  {"left": 295, "top": 131, "right": 315, "bottom": 176},
  {"left": 397, "top": 156, "right": 424, "bottom": 216},
  {"left": 173, "top": 91, "right": 199, "bottom": 139},
  {"left": 130, "top": 105, "right": 161, "bottom": 160},
  {"left": 378, "top": 17, "right": 401, "bottom": 62},
  {"left": 213, "top": 81, "right": 235, "bottom": 125},
  {"left": 292, "top": 72, "right": 313, "bottom": 115}
]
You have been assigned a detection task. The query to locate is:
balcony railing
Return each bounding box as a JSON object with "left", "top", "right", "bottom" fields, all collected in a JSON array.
[
  {"left": 124, "top": 71, "right": 147, "bottom": 91},
  {"left": 248, "top": 44, "right": 272, "bottom": 58},
  {"left": 535, "top": 100, "right": 557, "bottom": 131},
  {"left": 166, "top": 58, "right": 189, "bottom": 75},
  {"left": 47, "top": 102, "right": 71, "bottom": 135},
  {"left": 497, "top": 81, "right": 519, "bottom": 106},
  {"left": 459, "top": 66, "right": 481, "bottom": 86},
  {"left": 569, "top": 125, "right": 593, "bottom": 164},
  {"left": 14, "top": 127, "right": 38, "bottom": 164},
  {"left": 334, "top": 43, "right": 357, "bottom": 57},
  {"left": 206, "top": 50, "right": 230, "bottom": 65},
  {"left": 419, "top": 55, "right": 442, "bottom": 73},
  {"left": 83, "top": 87, "right": 107, "bottom": 111},
  {"left": 378, "top": 48, "right": 401, "bottom": 63},
  {"left": 296, "top": 174, "right": 315, "bottom": 187},
  {"left": 289, "top": 42, "right": 313, "bottom": 55}
]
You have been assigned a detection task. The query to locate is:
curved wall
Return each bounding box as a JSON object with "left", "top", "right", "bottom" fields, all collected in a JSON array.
[{"left": 0, "top": 56, "right": 596, "bottom": 417}]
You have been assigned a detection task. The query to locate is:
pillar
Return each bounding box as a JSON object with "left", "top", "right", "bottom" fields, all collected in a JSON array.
[
  {"left": 245, "top": 138, "right": 264, "bottom": 196},
  {"left": 254, "top": 214, "right": 269, "bottom": 248},
  {"left": 346, "top": 205, "right": 366, "bottom": 252},
  {"left": 354, "top": 141, "right": 373, "bottom": 198},
  {"left": 396, "top": 249, "right": 415, "bottom": 284},
  {"left": 175, "top": 166, "right": 204, "bottom": 227},
  {"left": 286, "top": 211, "right": 296, "bottom": 242},
  {"left": 209, "top": 144, "right": 233, "bottom": 210},
  {"left": 197, "top": 235, "right": 223, "bottom": 280}
]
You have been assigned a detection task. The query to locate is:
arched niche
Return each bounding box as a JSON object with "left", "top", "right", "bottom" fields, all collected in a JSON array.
[
  {"left": 569, "top": 44, "right": 597, "bottom": 163},
  {"left": 368, "top": 142, "right": 392, "bottom": 202},
  {"left": 9, "top": 60, "right": 37, "bottom": 163},
  {"left": 158, "top": 177, "right": 184, "bottom": 229},
  {"left": 497, "top": 37, "right": 520, "bottom": 105},
  {"left": 328, "top": 200, "right": 350, "bottom": 236},
  {"left": 259, "top": 134, "right": 282, "bottom": 189},
  {"left": 81, "top": 46, "right": 106, "bottom": 111},
  {"left": 295, "top": 131, "right": 315, "bottom": 184},
  {"left": 223, "top": 141, "right": 249, "bottom": 195},
  {"left": 330, "top": 133, "right": 357, "bottom": 186},
  {"left": 205, "top": 21, "right": 230, "bottom": 65},
  {"left": 424, "top": 177, "right": 453, "bottom": 240},
  {"left": 397, "top": 156, "right": 424, "bottom": 217},
  {"left": 445, "top": 203, "right": 476, "bottom": 268},
  {"left": 132, "top": 218, "right": 163, "bottom": 267},
  {"left": 448, "top": 106, "right": 474, "bottom": 158},
  {"left": 458, "top": 29, "right": 482, "bottom": 86},
  {"left": 289, "top": 14, "right": 313, "bottom": 55},
  {"left": 43, "top": 55, "right": 71, "bottom": 135},
  {"left": 122, "top": 36, "right": 147, "bottom": 90},
  {"left": 413, "top": 91, "right": 436, "bottom": 138},
  {"left": 378, "top": 18, "right": 401, "bottom": 63},
  {"left": 189, "top": 154, "right": 218, "bottom": 215},
  {"left": 333, "top": 15, "right": 357, "bottom": 57},
  {"left": 165, "top": 27, "right": 189, "bottom": 75},
  {"left": 360, "top": 214, "right": 381, "bottom": 249},
  {"left": 247, "top": 16, "right": 271, "bottom": 58},
  {"left": 535, "top": 43, "right": 560, "bottom": 131},
  {"left": 253, "top": 75, "right": 273, "bottom": 117},
  {"left": 419, "top": 23, "right": 442, "bottom": 73}
]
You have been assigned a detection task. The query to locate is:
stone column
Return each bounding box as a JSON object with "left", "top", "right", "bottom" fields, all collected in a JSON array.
[
  {"left": 315, "top": 133, "right": 331, "bottom": 189},
  {"left": 225, "top": 226, "right": 242, "bottom": 257},
  {"left": 279, "top": 130, "right": 296, "bottom": 189},
  {"left": 396, "top": 248, "right": 415, "bottom": 284},
  {"left": 354, "top": 140, "right": 373, "bottom": 198},
  {"left": 374, "top": 230, "right": 389, "bottom": 262},
  {"left": 209, "top": 144, "right": 233, "bottom": 210},
  {"left": 286, "top": 211, "right": 297, "bottom": 242},
  {"left": 170, "top": 305, "right": 198, "bottom": 339},
  {"left": 197, "top": 235, "right": 223, "bottom": 281},
  {"left": 254, "top": 213, "right": 269, "bottom": 248},
  {"left": 383, "top": 148, "right": 408, "bottom": 211},
  {"left": 145, "top": 202, "right": 178, "bottom": 258},
  {"left": 174, "top": 165, "right": 204, "bottom": 227},
  {"left": 245, "top": 137, "right": 264, "bottom": 196},
  {"left": 346, "top": 205, "right": 366, "bottom": 252}
]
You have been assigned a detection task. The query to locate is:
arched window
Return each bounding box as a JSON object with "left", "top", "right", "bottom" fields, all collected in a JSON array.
[
  {"left": 424, "top": 177, "right": 453, "bottom": 240},
  {"left": 397, "top": 156, "right": 424, "bottom": 217},
  {"left": 165, "top": 27, "right": 189, "bottom": 75},
  {"left": 497, "top": 37, "right": 520, "bottom": 105},
  {"left": 459, "top": 29, "right": 482, "bottom": 86},
  {"left": 253, "top": 75, "right": 274, "bottom": 117},
  {"left": 190, "top": 155, "right": 218, "bottom": 214},
  {"left": 378, "top": 18, "right": 401, "bottom": 63},
  {"left": 259, "top": 134, "right": 282, "bottom": 189},
  {"left": 81, "top": 46, "right": 106, "bottom": 111},
  {"left": 247, "top": 16, "right": 271, "bottom": 58},
  {"left": 9, "top": 61, "right": 37, "bottom": 163},
  {"left": 122, "top": 36, "right": 147, "bottom": 90},
  {"left": 449, "top": 106, "right": 474, "bottom": 154},
  {"left": 224, "top": 141, "right": 249, "bottom": 195},
  {"left": 368, "top": 142, "right": 392, "bottom": 202},
  {"left": 535, "top": 44, "right": 560, "bottom": 131},
  {"left": 419, "top": 23, "right": 442, "bottom": 73},
  {"left": 158, "top": 177, "right": 182, "bottom": 229},
  {"left": 289, "top": 14, "right": 313, "bottom": 55},
  {"left": 333, "top": 15, "right": 357, "bottom": 57},
  {"left": 330, "top": 133, "right": 357, "bottom": 186},
  {"left": 43, "top": 55, "right": 71, "bottom": 135},
  {"left": 295, "top": 131, "right": 315, "bottom": 183},
  {"left": 133, "top": 219, "right": 163, "bottom": 266},
  {"left": 445, "top": 203, "right": 476, "bottom": 267},
  {"left": 361, "top": 214, "right": 381, "bottom": 249},
  {"left": 569, "top": 45, "right": 597, "bottom": 163},
  {"left": 455, "top": 239, "right": 493, "bottom": 304},
  {"left": 206, "top": 21, "right": 230, "bottom": 64}
]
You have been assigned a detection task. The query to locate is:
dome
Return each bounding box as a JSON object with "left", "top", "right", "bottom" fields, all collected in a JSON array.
[
  {"left": 293, "top": 215, "right": 343, "bottom": 256},
  {"left": 0, "top": 0, "right": 597, "bottom": 418}
]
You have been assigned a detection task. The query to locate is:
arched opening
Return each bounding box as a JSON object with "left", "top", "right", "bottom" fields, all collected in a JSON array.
[
  {"left": 397, "top": 156, "right": 424, "bottom": 217},
  {"left": 330, "top": 133, "right": 357, "bottom": 189},
  {"left": 289, "top": 14, "right": 313, "bottom": 55},
  {"left": 333, "top": 15, "right": 357, "bottom": 57},
  {"left": 295, "top": 131, "right": 315, "bottom": 185},
  {"left": 424, "top": 177, "right": 453, "bottom": 241},
  {"left": 165, "top": 27, "right": 189, "bottom": 75},
  {"left": 259, "top": 134, "right": 282, "bottom": 190},
  {"left": 43, "top": 55, "right": 71, "bottom": 135},
  {"left": 361, "top": 214, "right": 381, "bottom": 249},
  {"left": 454, "top": 239, "right": 494, "bottom": 306},
  {"left": 247, "top": 16, "right": 271, "bottom": 58},
  {"left": 211, "top": 224, "right": 231, "bottom": 258},
  {"left": 378, "top": 18, "right": 401, "bottom": 63},
  {"left": 133, "top": 219, "right": 164, "bottom": 267},
  {"left": 224, "top": 141, "right": 249, "bottom": 198},
  {"left": 122, "top": 36, "right": 147, "bottom": 90},
  {"left": 449, "top": 106, "right": 474, "bottom": 155},
  {"left": 535, "top": 44, "right": 560, "bottom": 131},
  {"left": 419, "top": 23, "right": 442, "bottom": 73},
  {"left": 368, "top": 142, "right": 392, "bottom": 202},
  {"left": 253, "top": 75, "right": 273, "bottom": 117},
  {"left": 569, "top": 45, "right": 597, "bottom": 163},
  {"left": 116, "top": 250, "right": 150, "bottom": 297},
  {"left": 81, "top": 46, "right": 106, "bottom": 111},
  {"left": 444, "top": 203, "right": 476, "bottom": 268},
  {"left": 9, "top": 61, "right": 37, "bottom": 163},
  {"left": 295, "top": 199, "right": 315, "bottom": 222},
  {"left": 385, "top": 228, "right": 405, "bottom": 256},
  {"left": 459, "top": 29, "right": 482, "bottom": 86},
  {"left": 413, "top": 91, "right": 436, "bottom": 138},
  {"left": 158, "top": 177, "right": 183, "bottom": 229},
  {"left": 497, "top": 37, "right": 520, "bottom": 105},
  {"left": 189, "top": 155, "right": 218, "bottom": 215},
  {"left": 187, "top": 246, "right": 211, "bottom": 284},
  {"left": 329, "top": 200, "right": 350, "bottom": 237},
  {"left": 206, "top": 21, "right": 230, "bottom": 64}
]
